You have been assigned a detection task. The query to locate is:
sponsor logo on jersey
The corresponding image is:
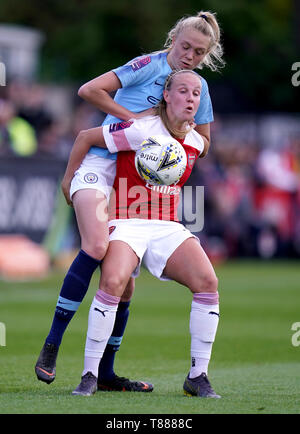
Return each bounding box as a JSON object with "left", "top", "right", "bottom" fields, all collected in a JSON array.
[
  {"left": 145, "top": 183, "right": 181, "bottom": 195},
  {"left": 131, "top": 56, "right": 151, "bottom": 71},
  {"left": 84, "top": 173, "right": 98, "bottom": 183},
  {"left": 109, "top": 121, "right": 133, "bottom": 133}
]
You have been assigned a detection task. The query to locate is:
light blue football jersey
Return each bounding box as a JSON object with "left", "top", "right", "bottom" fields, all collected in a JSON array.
[{"left": 89, "top": 51, "right": 213, "bottom": 159}]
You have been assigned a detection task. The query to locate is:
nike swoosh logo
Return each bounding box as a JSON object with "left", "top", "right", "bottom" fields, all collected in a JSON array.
[
  {"left": 36, "top": 367, "right": 55, "bottom": 376},
  {"left": 209, "top": 311, "right": 220, "bottom": 317},
  {"left": 94, "top": 307, "right": 109, "bottom": 317},
  {"left": 154, "top": 80, "right": 164, "bottom": 86}
]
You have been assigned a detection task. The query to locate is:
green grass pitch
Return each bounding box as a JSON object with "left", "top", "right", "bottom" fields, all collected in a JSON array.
[{"left": 0, "top": 260, "right": 300, "bottom": 414}]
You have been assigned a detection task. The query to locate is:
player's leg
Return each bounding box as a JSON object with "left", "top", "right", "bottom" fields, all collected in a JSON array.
[
  {"left": 97, "top": 275, "right": 152, "bottom": 392},
  {"left": 35, "top": 189, "right": 108, "bottom": 384},
  {"left": 163, "top": 237, "right": 218, "bottom": 294},
  {"left": 163, "top": 238, "right": 220, "bottom": 398},
  {"left": 72, "top": 240, "right": 138, "bottom": 395},
  {"left": 98, "top": 277, "right": 134, "bottom": 382}
]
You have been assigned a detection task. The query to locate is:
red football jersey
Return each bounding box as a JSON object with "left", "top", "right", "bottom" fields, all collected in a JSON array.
[
  {"left": 103, "top": 116, "right": 204, "bottom": 221},
  {"left": 108, "top": 139, "right": 201, "bottom": 221}
]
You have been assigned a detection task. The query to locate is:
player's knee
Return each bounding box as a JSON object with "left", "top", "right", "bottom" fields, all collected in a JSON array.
[
  {"left": 83, "top": 239, "right": 108, "bottom": 261},
  {"left": 121, "top": 278, "right": 135, "bottom": 301},
  {"left": 101, "top": 273, "right": 128, "bottom": 295},
  {"left": 196, "top": 272, "right": 218, "bottom": 293}
]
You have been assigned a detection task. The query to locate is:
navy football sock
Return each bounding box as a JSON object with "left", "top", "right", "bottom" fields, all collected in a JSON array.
[
  {"left": 46, "top": 250, "right": 101, "bottom": 347},
  {"left": 98, "top": 301, "right": 130, "bottom": 381}
]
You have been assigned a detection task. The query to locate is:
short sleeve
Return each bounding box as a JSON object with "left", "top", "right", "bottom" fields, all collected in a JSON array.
[
  {"left": 103, "top": 119, "right": 147, "bottom": 153},
  {"left": 194, "top": 77, "right": 214, "bottom": 125},
  {"left": 113, "top": 55, "right": 157, "bottom": 88}
]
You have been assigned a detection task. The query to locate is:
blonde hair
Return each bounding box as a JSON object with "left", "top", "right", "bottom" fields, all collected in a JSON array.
[
  {"left": 155, "top": 70, "right": 200, "bottom": 139},
  {"left": 164, "top": 11, "right": 225, "bottom": 72}
]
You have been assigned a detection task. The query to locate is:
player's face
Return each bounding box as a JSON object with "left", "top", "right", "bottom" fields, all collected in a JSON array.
[
  {"left": 164, "top": 73, "right": 201, "bottom": 123},
  {"left": 168, "top": 28, "right": 211, "bottom": 70}
]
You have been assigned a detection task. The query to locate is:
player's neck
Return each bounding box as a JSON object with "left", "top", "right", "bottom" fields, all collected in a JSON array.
[
  {"left": 167, "top": 113, "right": 189, "bottom": 135},
  {"left": 166, "top": 51, "right": 175, "bottom": 69}
]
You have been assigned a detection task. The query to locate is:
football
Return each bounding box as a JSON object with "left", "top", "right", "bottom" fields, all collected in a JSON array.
[{"left": 134, "top": 135, "right": 187, "bottom": 186}]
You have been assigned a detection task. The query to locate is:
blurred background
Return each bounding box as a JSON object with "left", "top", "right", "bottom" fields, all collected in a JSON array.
[{"left": 0, "top": 0, "right": 300, "bottom": 280}]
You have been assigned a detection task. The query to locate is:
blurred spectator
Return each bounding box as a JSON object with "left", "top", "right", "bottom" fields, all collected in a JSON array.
[
  {"left": 187, "top": 137, "right": 259, "bottom": 259},
  {"left": 35, "top": 118, "right": 73, "bottom": 159},
  {"left": 0, "top": 98, "right": 37, "bottom": 156},
  {"left": 7, "top": 80, "right": 53, "bottom": 137},
  {"left": 254, "top": 138, "right": 300, "bottom": 257},
  {"left": 71, "top": 99, "right": 105, "bottom": 136},
  {"left": 188, "top": 124, "right": 300, "bottom": 260}
]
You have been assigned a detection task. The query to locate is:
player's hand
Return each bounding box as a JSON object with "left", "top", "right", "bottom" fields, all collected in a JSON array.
[
  {"left": 134, "top": 107, "right": 156, "bottom": 119},
  {"left": 61, "top": 176, "right": 73, "bottom": 207}
]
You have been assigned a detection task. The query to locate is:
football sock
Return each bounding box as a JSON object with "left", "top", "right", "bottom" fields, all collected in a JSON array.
[
  {"left": 98, "top": 301, "right": 130, "bottom": 381},
  {"left": 83, "top": 290, "right": 120, "bottom": 377},
  {"left": 46, "top": 250, "right": 101, "bottom": 347},
  {"left": 189, "top": 292, "right": 219, "bottom": 378}
]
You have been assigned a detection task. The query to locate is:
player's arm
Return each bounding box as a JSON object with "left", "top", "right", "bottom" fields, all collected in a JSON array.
[
  {"left": 78, "top": 71, "right": 135, "bottom": 121},
  {"left": 195, "top": 123, "right": 210, "bottom": 157},
  {"left": 78, "top": 71, "right": 153, "bottom": 121},
  {"left": 61, "top": 127, "right": 107, "bottom": 205}
]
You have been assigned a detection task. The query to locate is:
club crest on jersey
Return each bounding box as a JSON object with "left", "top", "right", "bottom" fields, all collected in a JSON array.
[
  {"left": 187, "top": 153, "right": 196, "bottom": 169},
  {"left": 131, "top": 56, "right": 151, "bottom": 72},
  {"left": 109, "top": 121, "right": 133, "bottom": 133},
  {"left": 84, "top": 173, "right": 98, "bottom": 184}
]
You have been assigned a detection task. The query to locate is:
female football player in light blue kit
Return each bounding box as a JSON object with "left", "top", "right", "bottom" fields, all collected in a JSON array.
[{"left": 35, "top": 11, "right": 224, "bottom": 392}]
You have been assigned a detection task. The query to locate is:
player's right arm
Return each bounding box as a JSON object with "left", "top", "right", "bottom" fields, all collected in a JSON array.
[
  {"left": 78, "top": 70, "right": 154, "bottom": 121},
  {"left": 61, "top": 127, "right": 106, "bottom": 205},
  {"left": 61, "top": 117, "right": 148, "bottom": 205},
  {"left": 78, "top": 71, "right": 135, "bottom": 121}
]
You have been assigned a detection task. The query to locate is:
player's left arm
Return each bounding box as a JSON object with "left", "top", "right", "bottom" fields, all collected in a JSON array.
[
  {"left": 195, "top": 123, "right": 210, "bottom": 157},
  {"left": 61, "top": 127, "right": 107, "bottom": 205}
]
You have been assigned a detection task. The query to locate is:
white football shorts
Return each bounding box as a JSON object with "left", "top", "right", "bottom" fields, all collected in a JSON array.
[
  {"left": 70, "top": 154, "right": 116, "bottom": 201},
  {"left": 108, "top": 218, "right": 199, "bottom": 281}
]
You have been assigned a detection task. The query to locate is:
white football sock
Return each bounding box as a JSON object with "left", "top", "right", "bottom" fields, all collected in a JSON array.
[
  {"left": 189, "top": 299, "right": 219, "bottom": 378},
  {"left": 82, "top": 296, "right": 119, "bottom": 377}
]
